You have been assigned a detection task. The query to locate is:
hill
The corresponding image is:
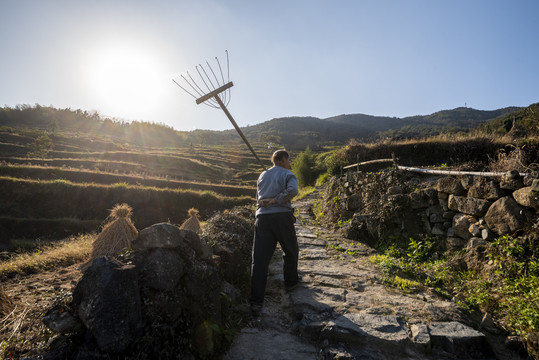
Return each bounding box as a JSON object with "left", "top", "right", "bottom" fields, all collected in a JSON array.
[
  {"left": 478, "top": 102, "right": 539, "bottom": 136},
  {"left": 0, "top": 104, "right": 523, "bottom": 150},
  {"left": 239, "top": 106, "right": 520, "bottom": 149}
]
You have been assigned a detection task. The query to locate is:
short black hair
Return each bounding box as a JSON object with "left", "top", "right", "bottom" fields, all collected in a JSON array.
[{"left": 271, "top": 149, "right": 289, "bottom": 164}]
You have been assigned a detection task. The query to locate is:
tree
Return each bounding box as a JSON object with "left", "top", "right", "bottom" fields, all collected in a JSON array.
[
  {"left": 503, "top": 117, "right": 514, "bottom": 133},
  {"left": 291, "top": 146, "right": 317, "bottom": 187}
]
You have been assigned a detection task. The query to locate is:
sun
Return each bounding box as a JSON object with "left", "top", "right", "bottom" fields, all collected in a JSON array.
[{"left": 84, "top": 42, "right": 167, "bottom": 119}]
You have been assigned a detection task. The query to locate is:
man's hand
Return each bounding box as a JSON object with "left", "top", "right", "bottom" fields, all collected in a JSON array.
[{"left": 259, "top": 198, "right": 276, "bottom": 208}]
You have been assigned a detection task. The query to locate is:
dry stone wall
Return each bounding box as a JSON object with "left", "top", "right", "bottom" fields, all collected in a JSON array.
[{"left": 325, "top": 168, "right": 538, "bottom": 250}]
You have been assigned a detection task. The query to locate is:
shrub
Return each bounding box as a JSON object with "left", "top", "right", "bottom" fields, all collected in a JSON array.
[{"left": 291, "top": 147, "right": 317, "bottom": 187}]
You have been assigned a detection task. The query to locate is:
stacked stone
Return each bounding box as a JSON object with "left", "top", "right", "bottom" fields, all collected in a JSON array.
[
  {"left": 333, "top": 169, "right": 538, "bottom": 248},
  {"left": 438, "top": 173, "right": 537, "bottom": 250}
]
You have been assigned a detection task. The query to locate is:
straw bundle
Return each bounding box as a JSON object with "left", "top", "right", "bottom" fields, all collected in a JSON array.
[
  {"left": 0, "top": 285, "right": 13, "bottom": 317},
  {"left": 180, "top": 208, "right": 202, "bottom": 234},
  {"left": 82, "top": 203, "right": 138, "bottom": 271}
]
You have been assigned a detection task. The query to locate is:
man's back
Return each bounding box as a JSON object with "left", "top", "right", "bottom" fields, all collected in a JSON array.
[{"left": 256, "top": 166, "right": 298, "bottom": 216}]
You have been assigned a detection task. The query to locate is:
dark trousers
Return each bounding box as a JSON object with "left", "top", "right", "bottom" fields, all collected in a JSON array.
[{"left": 250, "top": 211, "right": 298, "bottom": 305}]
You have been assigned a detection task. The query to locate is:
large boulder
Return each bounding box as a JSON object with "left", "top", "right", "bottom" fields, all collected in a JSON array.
[
  {"left": 135, "top": 247, "right": 185, "bottom": 291},
  {"left": 512, "top": 186, "right": 539, "bottom": 210},
  {"left": 71, "top": 257, "right": 142, "bottom": 353},
  {"left": 437, "top": 177, "right": 465, "bottom": 195},
  {"left": 133, "top": 222, "right": 211, "bottom": 258},
  {"left": 484, "top": 197, "right": 526, "bottom": 235},
  {"left": 448, "top": 195, "right": 491, "bottom": 217},
  {"left": 468, "top": 179, "right": 503, "bottom": 201}
]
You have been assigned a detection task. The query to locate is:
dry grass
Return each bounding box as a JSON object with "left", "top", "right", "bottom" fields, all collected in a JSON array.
[
  {"left": 81, "top": 203, "right": 138, "bottom": 271},
  {"left": 0, "top": 234, "right": 93, "bottom": 280},
  {"left": 0, "top": 285, "right": 13, "bottom": 317},
  {"left": 180, "top": 208, "right": 202, "bottom": 233},
  {"left": 488, "top": 145, "right": 534, "bottom": 173}
]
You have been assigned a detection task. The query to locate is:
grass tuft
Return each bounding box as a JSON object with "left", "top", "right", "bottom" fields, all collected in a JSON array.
[{"left": 0, "top": 234, "right": 93, "bottom": 280}]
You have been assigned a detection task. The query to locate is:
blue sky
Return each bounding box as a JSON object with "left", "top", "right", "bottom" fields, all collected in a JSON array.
[{"left": 1, "top": 0, "right": 538, "bottom": 131}]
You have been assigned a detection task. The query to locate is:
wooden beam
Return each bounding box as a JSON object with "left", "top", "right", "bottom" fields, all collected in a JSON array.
[
  {"left": 196, "top": 82, "right": 234, "bottom": 104},
  {"left": 213, "top": 95, "right": 267, "bottom": 171},
  {"left": 343, "top": 158, "right": 393, "bottom": 170}
]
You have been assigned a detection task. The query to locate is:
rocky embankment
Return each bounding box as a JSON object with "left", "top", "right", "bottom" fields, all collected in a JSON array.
[{"left": 326, "top": 169, "right": 537, "bottom": 252}]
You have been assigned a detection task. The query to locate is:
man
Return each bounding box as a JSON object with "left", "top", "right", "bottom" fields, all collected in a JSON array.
[{"left": 250, "top": 149, "right": 299, "bottom": 316}]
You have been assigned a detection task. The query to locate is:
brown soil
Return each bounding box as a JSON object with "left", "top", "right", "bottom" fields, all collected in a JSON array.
[{"left": 1, "top": 263, "right": 83, "bottom": 358}]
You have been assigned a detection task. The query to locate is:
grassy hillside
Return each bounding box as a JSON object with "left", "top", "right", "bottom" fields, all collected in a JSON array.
[
  {"left": 478, "top": 102, "right": 539, "bottom": 136},
  {"left": 1, "top": 104, "right": 526, "bottom": 151},
  {"left": 0, "top": 121, "right": 269, "bottom": 243}
]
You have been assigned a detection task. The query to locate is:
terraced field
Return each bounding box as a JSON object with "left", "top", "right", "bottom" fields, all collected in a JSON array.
[{"left": 0, "top": 128, "right": 273, "bottom": 244}]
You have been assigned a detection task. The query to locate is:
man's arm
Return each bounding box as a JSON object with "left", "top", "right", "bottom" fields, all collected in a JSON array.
[{"left": 273, "top": 173, "right": 298, "bottom": 205}]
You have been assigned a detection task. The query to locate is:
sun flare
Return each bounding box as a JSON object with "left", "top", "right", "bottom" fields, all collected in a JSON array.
[{"left": 84, "top": 43, "right": 167, "bottom": 118}]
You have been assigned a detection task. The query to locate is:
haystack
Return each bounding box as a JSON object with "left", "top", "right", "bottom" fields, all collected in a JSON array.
[
  {"left": 0, "top": 285, "right": 13, "bottom": 317},
  {"left": 180, "top": 208, "right": 202, "bottom": 234},
  {"left": 81, "top": 203, "right": 138, "bottom": 271}
]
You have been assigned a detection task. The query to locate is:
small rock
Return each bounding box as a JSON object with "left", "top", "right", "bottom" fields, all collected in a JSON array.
[
  {"left": 460, "top": 175, "right": 474, "bottom": 190},
  {"left": 453, "top": 213, "right": 476, "bottom": 240},
  {"left": 442, "top": 211, "right": 456, "bottom": 220},
  {"left": 431, "top": 224, "right": 445, "bottom": 236},
  {"left": 43, "top": 305, "right": 82, "bottom": 334},
  {"left": 468, "top": 224, "right": 481, "bottom": 237},
  {"left": 429, "top": 213, "right": 444, "bottom": 224},
  {"left": 500, "top": 177, "right": 524, "bottom": 190},
  {"left": 506, "top": 170, "right": 520, "bottom": 179},
  {"left": 467, "top": 237, "right": 487, "bottom": 249},
  {"left": 438, "top": 192, "right": 449, "bottom": 200},
  {"left": 481, "top": 228, "right": 494, "bottom": 241}
]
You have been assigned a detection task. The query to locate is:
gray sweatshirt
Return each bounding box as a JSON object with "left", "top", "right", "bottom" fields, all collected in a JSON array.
[{"left": 256, "top": 165, "right": 298, "bottom": 216}]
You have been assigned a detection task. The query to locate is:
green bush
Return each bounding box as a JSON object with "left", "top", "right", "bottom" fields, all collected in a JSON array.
[{"left": 291, "top": 147, "right": 317, "bottom": 187}]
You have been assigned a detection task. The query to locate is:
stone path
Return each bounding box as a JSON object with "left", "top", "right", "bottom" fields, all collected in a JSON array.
[{"left": 224, "top": 190, "right": 516, "bottom": 360}]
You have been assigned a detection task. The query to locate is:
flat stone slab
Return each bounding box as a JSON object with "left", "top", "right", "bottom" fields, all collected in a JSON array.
[
  {"left": 298, "top": 237, "right": 326, "bottom": 246},
  {"left": 296, "top": 229, "right": 318, "bottom": 238},
  {"left": 321, "top": 313, "right": 411, "bottom": 348},
  {"left": 225, "top": 328, "right": 317, "bottom": 360},
  {"left": 428, "top": 322, "right": 493, "bottom": 358},
  {"left": 299, "top": 246, "right": 330, "bottom": 260}
]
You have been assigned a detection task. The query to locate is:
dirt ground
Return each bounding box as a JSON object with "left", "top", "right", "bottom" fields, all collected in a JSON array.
[{"left": 1, "top": 263, "right": 83, "bottom": 359}]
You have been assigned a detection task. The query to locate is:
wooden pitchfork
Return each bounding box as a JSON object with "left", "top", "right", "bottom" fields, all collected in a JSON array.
[{"left": 173, "top": 51, "right": 266, "bottom": 170}]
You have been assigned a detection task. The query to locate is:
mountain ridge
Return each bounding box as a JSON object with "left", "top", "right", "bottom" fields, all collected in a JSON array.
[{"left": 0, "top": 104, "right": 525, "bottom": 149}]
